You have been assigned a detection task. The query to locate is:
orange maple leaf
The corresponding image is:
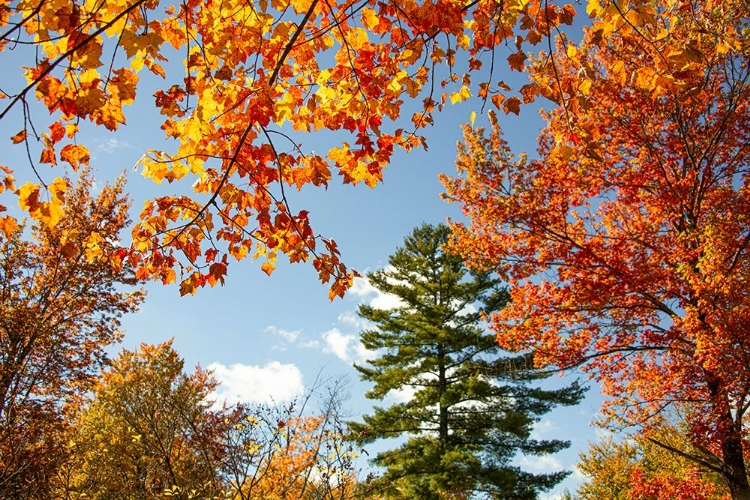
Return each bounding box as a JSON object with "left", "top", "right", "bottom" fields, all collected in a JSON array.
[
  {"left": 507, "top": 51, "right": 527, "bottom": 72},
  {"left": 503, "top": 96, "right": 522, "bottom": 115},
  {"left": 60, "top": 144, "right": 90, "bottom": 171},
  {"left": 10, "top": 130, "right": 26, "bottom": 144}
]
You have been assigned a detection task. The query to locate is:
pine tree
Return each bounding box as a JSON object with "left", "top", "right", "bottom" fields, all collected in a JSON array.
[{"left": 350, "top": 223, "right": 585, "bottom": 499}]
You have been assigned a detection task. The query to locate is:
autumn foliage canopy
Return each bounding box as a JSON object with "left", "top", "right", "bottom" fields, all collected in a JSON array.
[
  {"left": 54, "top": 341, "right": 367, "bottom": 499},
  {"left": 441, "top": 0, "right": 750, "bottom": 497},
  {"left": 0, "top": 171, "right": 144, "bottom": 496},
  {"left": 4, "top": 0, "right": 750, "bottom": 496},
  {"left": 0, "top": 0, "right": 578, "bottom": 298}
]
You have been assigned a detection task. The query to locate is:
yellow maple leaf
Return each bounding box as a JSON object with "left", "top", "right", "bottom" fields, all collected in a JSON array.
[
  {"left": 587, "top": 0, "right": 601, "bottom": 17},
  {"left": 49, "top": 177, "right": 67, "bottom": 204},
  {"left": 17, "top": 182, "right": 41, "bottom": 212},
  {"left": 84, "top": 231, "right": 104, "bottom": 262},
  {"left": 449, "top": 85, "right": 472, "bottom": 105},
  {"left": 361, "top": 7, "right": 379, "bottom": 30}
]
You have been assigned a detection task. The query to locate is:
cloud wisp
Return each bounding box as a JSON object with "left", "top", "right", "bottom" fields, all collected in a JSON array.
[{"left": 265, "top": 325, "right": 301, "bottom": 342}]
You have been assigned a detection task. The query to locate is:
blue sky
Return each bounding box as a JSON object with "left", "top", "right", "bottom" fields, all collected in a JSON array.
[
  {"left": 1, "top": 31, "right": 606, "bottom": 498},
  {"left": 98, "top": 97, "right": 605, "bottom": 497}
]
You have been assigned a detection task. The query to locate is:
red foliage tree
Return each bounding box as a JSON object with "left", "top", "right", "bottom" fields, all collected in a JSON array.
[
  {"left": 0, "top": 170, "right": 144, "bottom": 498},
  {"left": 442, "top": 0, "right": 750, "bottom": 497}
]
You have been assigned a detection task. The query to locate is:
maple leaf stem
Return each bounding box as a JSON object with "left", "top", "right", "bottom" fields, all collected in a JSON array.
[
  {"left": 460, "top": 0, "right": 482, "bottom": 13},
  {"left": 301, "top": 0, "right": 363, "bottom": 49},
  {"left": 160, "top": 116, "right": 257, "bottom": 254},
  {"left": 610, "top": 1, "right": 671, "bottom": 71},
  {"left": 323, "top": 0, "right": 368, "bottom": 114},
  {"left": 259, "top": 125, "right": 350, "bottom": 282},
  {"left": 645, "top": 436, "right": 725, "bottom": 474},
  {"left": 543, "top": 0, "right": 572, "bottom": 129},
  {"left": 17, "top": 99, "right": 56, "bottom": 189}
]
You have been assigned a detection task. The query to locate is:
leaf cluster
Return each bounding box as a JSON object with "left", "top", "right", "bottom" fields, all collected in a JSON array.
[{"left": 0, "top": 0, "right": 580, "bottom": 298}]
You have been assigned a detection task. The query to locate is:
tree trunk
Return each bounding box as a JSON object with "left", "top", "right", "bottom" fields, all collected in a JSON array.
[
  {"left": 437, "top": 343, "right": 448, "bottom": 455},
  {"left": 707, "top": 377, "right": 750, "bottom": 500},
  {"left": 727, "top": 481, "right": 750, "bottom": 500},
  {"left": 723, "top": 431, "right": 750, "bottom": 500}
]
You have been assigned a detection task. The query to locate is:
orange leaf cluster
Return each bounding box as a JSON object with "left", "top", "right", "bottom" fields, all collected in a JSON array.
[
  {"left": 628, "top": 468, "right": 729, "bottom": 500},
  {"left": 1, "top": 0, "right": 580, "bottom": 298}
]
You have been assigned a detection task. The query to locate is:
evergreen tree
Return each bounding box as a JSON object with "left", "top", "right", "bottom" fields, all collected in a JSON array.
[{"left": 350, "top": 223, "right": 585, "bottom": 499}]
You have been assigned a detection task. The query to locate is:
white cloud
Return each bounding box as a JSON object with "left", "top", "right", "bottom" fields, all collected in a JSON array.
[
  {"left": 517, "top": 454, "right": 564, "bottom": 472},
  {"left": 322, "top": 328, "right": 372, "bottom": 364},
  {"left": 97, "top": 137, "right": 133, "bottom": 153},
  {"left": 208, "top": 361, "right": 304, "bottom": 405},
  {"left": 322, "top": 328, "right": 352, "bottom": 361},
  {"left": 387, "top": 385, "right": 417, "bottom": 403},
  {"left": 264, "top": 325, "right": 306, "bottom": 351},
  {"left": 337, "top": 311, "right": 366, "bottom": 329},
  {"left": 265, "top": 325, "right": 301, "bottom": 342},
  {"left": 452, "top": 300, "right": 478, "bottom": 316},
  {"left": 349, "top": 275, "right": 405, "bottom": 310}
]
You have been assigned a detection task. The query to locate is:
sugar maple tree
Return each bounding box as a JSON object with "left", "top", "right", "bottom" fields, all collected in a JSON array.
[
  {"left": 0, "top": 0, "right": 578, "bottom": 297},
  {"left": 0, "top": 169, "right": 144, "bottom": 498},
  {"left": 442, "top": 0, "right": 750, "bottom": 497}
]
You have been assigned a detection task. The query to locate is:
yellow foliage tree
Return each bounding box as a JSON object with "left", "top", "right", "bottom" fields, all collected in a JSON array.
[
  {"left": 58, "top": 347, "right": 371, "bottom": 499},
  {"left": 575, "top": 424, "right": 729, "bottom": 500},
  {"left": 57, "top": 341, "right": 227, "bottom": 499}
]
